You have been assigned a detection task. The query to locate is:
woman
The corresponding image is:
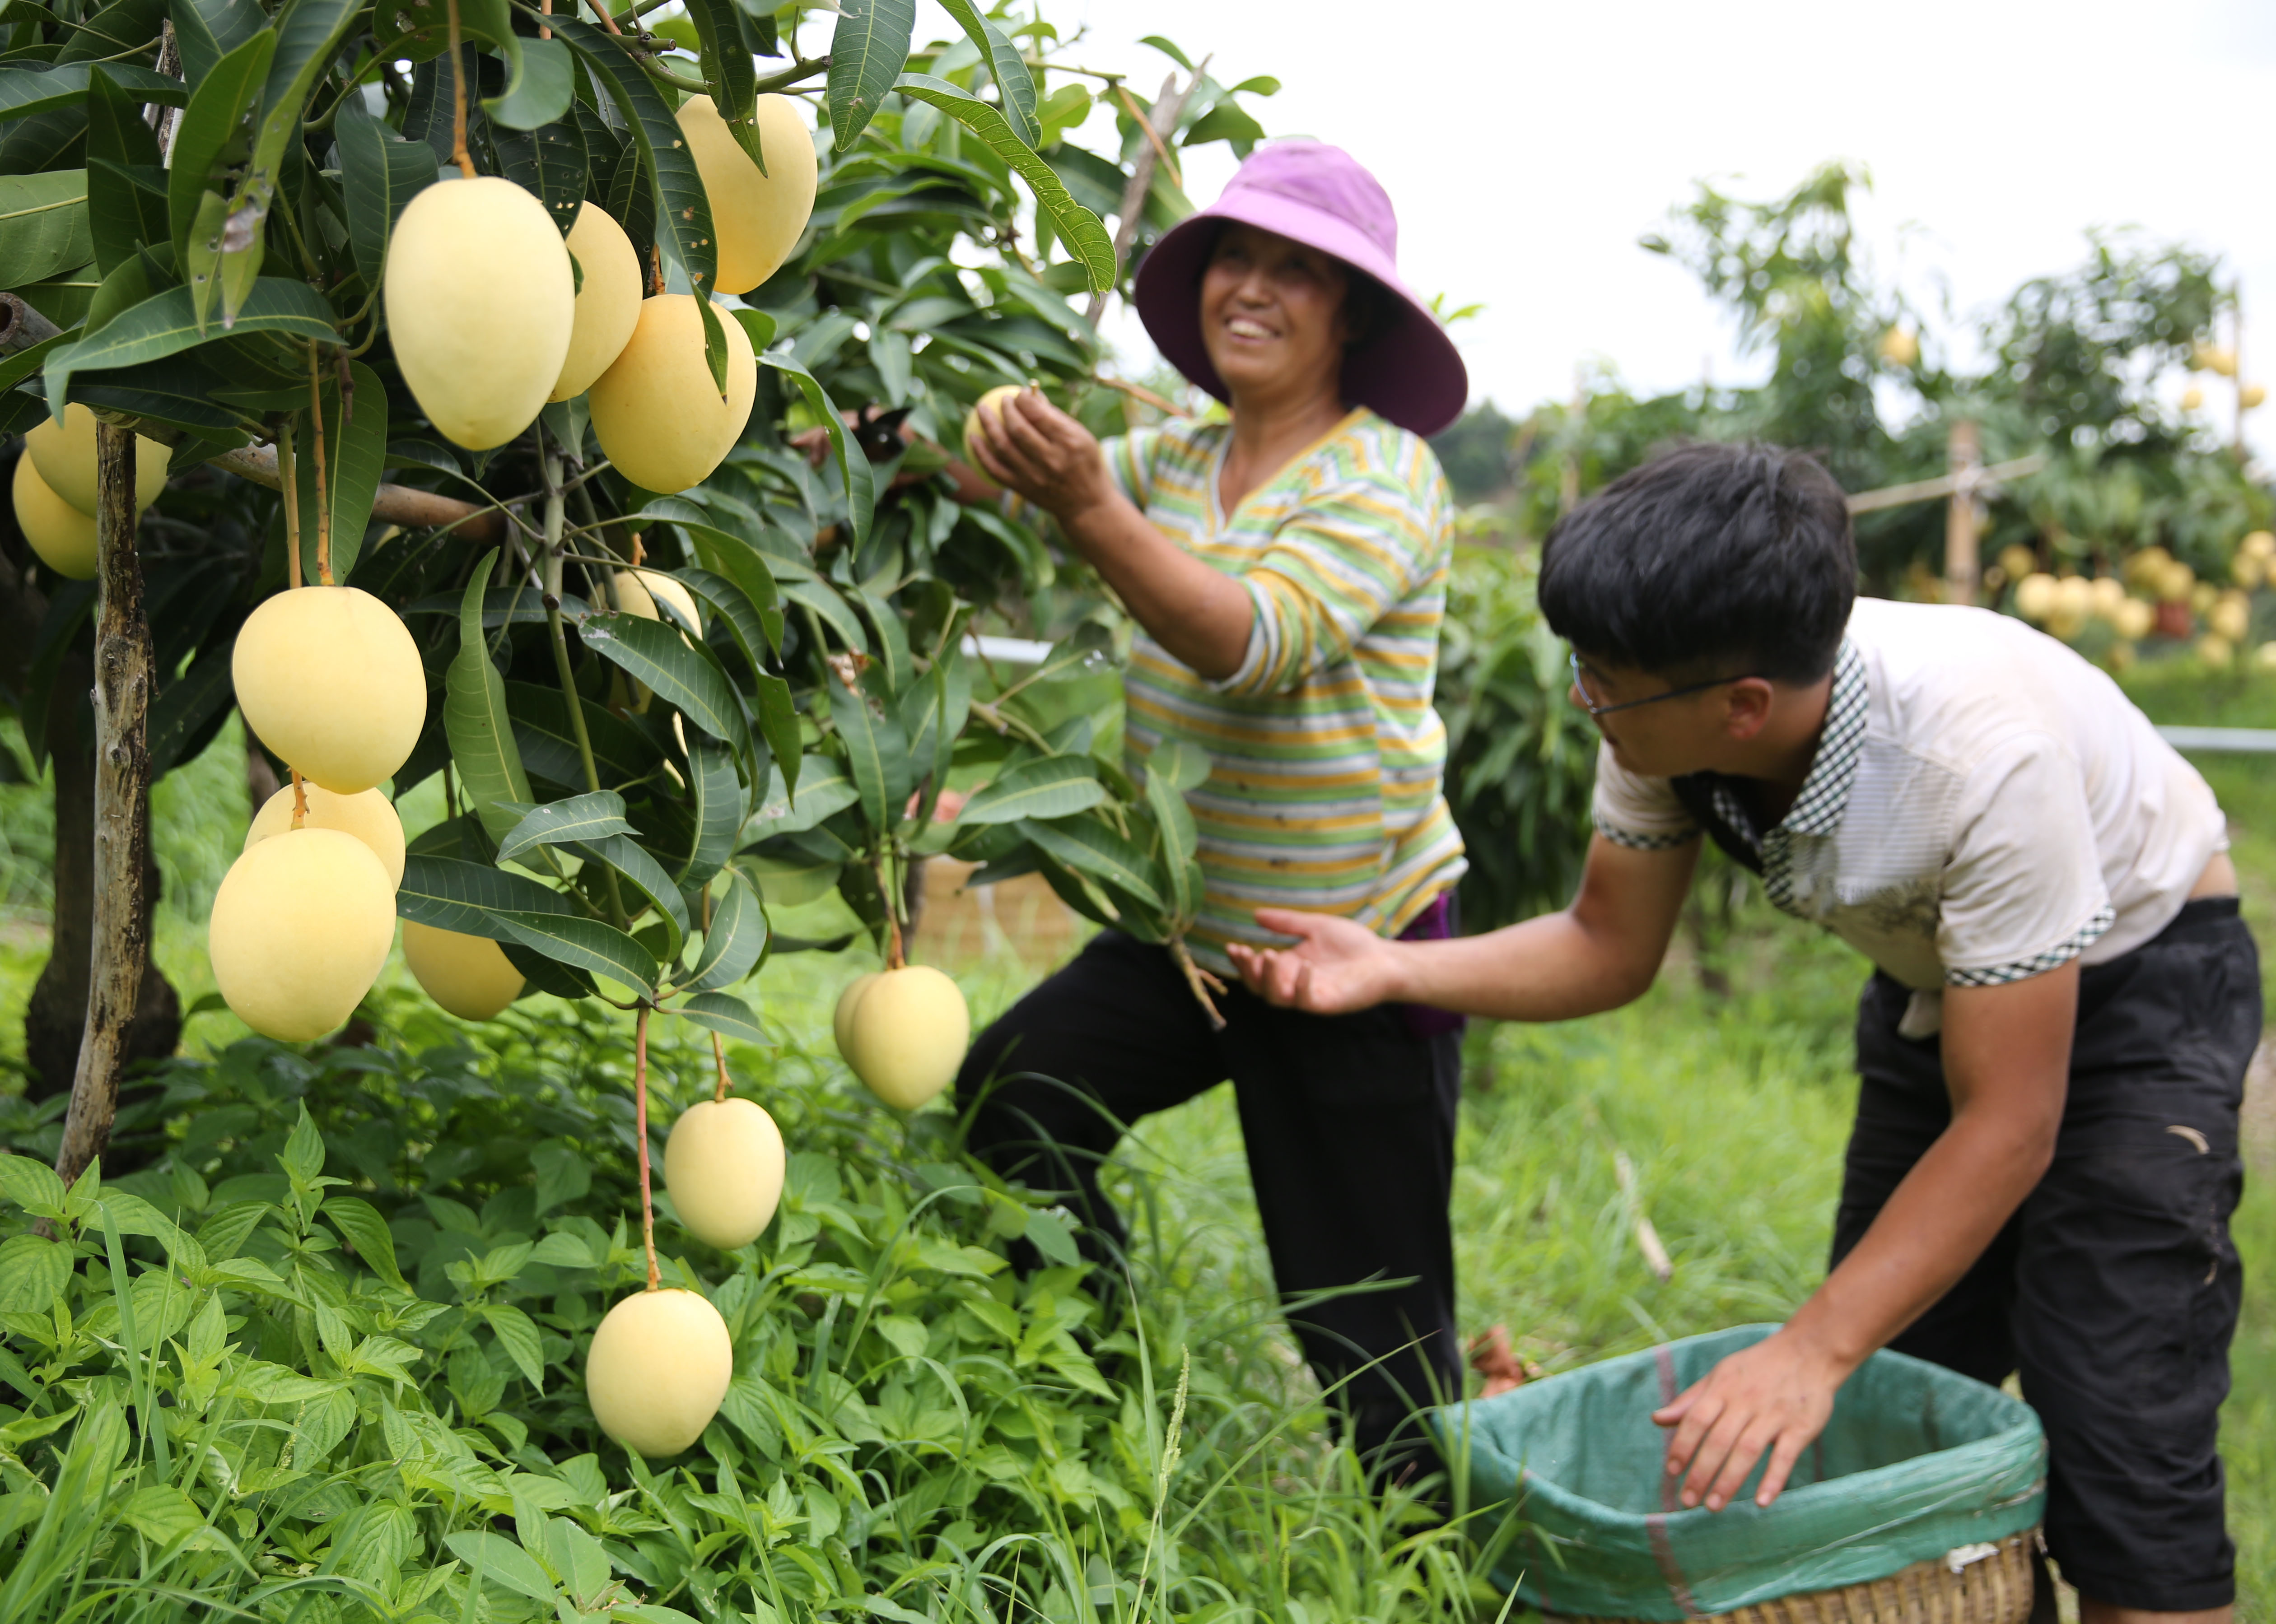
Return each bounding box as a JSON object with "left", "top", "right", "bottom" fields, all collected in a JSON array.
[{"left": 957, "top": 141, "right": 1471, "bottom": 1476}]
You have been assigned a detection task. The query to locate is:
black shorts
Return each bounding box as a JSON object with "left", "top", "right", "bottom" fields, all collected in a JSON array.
[{"left": 1836, "top": 897, "right": 2259, "bottom": 1612}]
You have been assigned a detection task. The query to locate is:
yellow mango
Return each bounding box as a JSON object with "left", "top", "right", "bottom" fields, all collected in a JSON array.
[
  {"left": 586, "top": 1288, "right": 732, "bottom": 1456},
  {"left": 12, "top": 456, "right": 96, "bottom": 580},
  {"left": 233, "top": 586, "right": 426, "bottom": 793},
  {"left": 840, "top": 964, "right": 969, "bottom": 1110},
  {"left": 245, "top": 783, "right": 406, "bottom": 887},
  {"left": 208, "top": 829, "right": 396, "bottom": 1042},
  {"left": 833, "top": 971, "right": 881, "bottom": 1055},
  {"left": 25, "top": 404, "right": 170, "bottom": 517},
  {"left": 550, "top": 201, "right": 644, "bottom": 402},
  {"left": 588, "top": 295, "right": 756, "bottom": 493},
  {"left": 401, "top": 920, "right": 525, "bottom": 1020},
  {"left": 676, "top": 94, "right": 818, "bottom": 296},
  {"left": 664, "top": 1098, "right": 786, "bottom": 1249},
  {"left": 961, "top": 384, "right": 1024, "bottom": 475},
  {"left": 383, "top": 175, "right": 574, "bottom": 450}
]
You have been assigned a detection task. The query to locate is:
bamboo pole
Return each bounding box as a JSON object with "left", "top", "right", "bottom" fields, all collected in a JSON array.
[
  {"left": 1942, "top": 419, "right": 1982, "bottom": 606},
  {"left": 53, "top": 425, "right": 153, "bottom": 1188}
]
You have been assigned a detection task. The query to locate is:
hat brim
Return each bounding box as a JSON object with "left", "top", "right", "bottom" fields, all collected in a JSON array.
[{"left": 1133, "top": 191, "right": 1469, "bottom": 438}]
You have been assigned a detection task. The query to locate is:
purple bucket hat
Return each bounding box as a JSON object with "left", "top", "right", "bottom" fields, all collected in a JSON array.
[{"left": 1133, "top": 140, "right": 1468, "bottom": 437}]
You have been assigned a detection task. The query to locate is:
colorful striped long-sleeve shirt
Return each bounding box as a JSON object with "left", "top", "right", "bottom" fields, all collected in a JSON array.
[{"left": 1104, "top": 408, "right": 1467, "bottom": 972}]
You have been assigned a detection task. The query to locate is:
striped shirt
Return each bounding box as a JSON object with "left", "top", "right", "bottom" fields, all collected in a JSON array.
[{"left": 1104, "top": 409, "right": 1467, "bottom": 971}]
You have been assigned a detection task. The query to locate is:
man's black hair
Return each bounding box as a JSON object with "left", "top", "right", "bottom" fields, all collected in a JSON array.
[{"left": 1537, "top": 441, "right": 1856, "bottom": 684}]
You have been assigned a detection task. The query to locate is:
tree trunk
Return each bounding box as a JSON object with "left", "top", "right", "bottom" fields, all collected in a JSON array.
[{"left": 53, "top": 425, "right": 159, "bottom": 1189}]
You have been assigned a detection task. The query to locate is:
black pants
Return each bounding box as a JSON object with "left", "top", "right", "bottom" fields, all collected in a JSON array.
[
  {"left": 1836, "top": 898, "right": 2258, "bottom": 1613},
  {"left": 956, "top": 930, "right": 1464, "bottom": 1463}
]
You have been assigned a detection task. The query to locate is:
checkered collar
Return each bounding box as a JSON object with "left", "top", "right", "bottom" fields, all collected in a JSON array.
[{"left": 1781, "top": 637, "right": 1868, "bottom": 838}]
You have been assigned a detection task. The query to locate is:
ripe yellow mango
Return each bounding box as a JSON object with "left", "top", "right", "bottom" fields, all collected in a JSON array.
[
  {"left": 246, "top": 783, "right": 406, "bottom": 887},
  {"left": 233, "top": 586, "right": 426, "bottom": 794},
  {"left": 664, "top": 1098, "right": 786, "bottom": 1249},
  {"left": 25, "top": 405, "right": 170, "bottom": 517},
  {"left": 677, "top": 94, "right": 818, "bottom": 296},
  {"left": 610, "top": 568, "right": 703, "bottom": 636},
  {"left": 550, "top": 202, "right": 644, "bottom": 402},
  {"left": 401, "top": 920, "right": 525, "bottom": 1020},
  {"left": 384, "top": 176, "right": 574, "bottom": 450},
  {"left": 12, "top": 456, "right": 95, "bottom": 579},
  {"left": 838, "top": 965, "right": 970, "bottom": 1110},
  {"left": 588, "top": 295, "right": 756, "bottom": 493},
  {"left": 208, "top": 828, "right": 396, "bottom": 1042},
  {"left": 961, "top": 384, "right": 1024, "bottom": 475},
  {"left": 586, "top": 1288, "right": 732, "bottom": 1456},
  {"left": 832, "top": 971, "right": 880, "bottom": 1055}
]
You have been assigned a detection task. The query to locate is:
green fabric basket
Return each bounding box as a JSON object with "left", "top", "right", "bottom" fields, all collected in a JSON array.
[{"left": 1428, "top": 1325, "right": 2047, "bottom": 1619}]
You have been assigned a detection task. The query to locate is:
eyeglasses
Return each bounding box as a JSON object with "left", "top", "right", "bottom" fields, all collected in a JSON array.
[{"left": 1567, "top": 651, "right": 1759, "bottom": 717}]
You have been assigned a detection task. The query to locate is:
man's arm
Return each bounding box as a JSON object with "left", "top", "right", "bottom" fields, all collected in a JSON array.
[
  {"left": 1227, "top": 834, "right": 1699, "bottom": 1019},
  {"left": 1654, "top": 963, "right": 2077, "bottom": 1510}
]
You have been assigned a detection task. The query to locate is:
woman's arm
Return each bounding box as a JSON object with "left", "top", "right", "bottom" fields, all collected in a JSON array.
[{"left": 965, "top": 389, "right": 1252, "bottom": 680}]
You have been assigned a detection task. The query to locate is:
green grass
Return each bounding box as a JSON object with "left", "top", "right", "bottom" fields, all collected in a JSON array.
[{"left": 5, "top": 670, "right": 2276, "bottom": 1613}]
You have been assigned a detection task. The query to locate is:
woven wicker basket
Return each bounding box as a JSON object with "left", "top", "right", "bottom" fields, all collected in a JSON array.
[{"left": 1545, "top": 1531, "right": 2037, "bottom": 1624}]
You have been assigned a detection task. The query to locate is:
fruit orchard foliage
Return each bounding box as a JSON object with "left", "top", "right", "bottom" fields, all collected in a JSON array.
[
  {"left": 1432, "top": 161, "right": 2273, "bottom": 931},
  {"left": 0, "top": 1, "right": 1276, "bottom": 1024},
  {"left": 0, "top": 1004, "right": 1491, "bottom": 1620}
]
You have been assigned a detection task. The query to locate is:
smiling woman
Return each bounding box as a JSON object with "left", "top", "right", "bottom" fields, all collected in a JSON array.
[{"left": 950, "top": 140, "right": 1478, "bottom": 1486}]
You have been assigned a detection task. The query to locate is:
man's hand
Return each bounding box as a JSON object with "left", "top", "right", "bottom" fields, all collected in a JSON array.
[
  {"left": 1226, "top": 907, "right": 1408, "bottom": 1014},
  {"left": 965, "top": 387, "right": 1118, "bottom": 522},
  {"left": 1652, "top": 1328, "right": 1848, "bottom": 1511}
]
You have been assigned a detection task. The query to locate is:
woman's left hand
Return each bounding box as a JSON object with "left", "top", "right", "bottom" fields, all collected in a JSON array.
[{"left": 966, "top": 387, "right": 1117, "bottom": 521}]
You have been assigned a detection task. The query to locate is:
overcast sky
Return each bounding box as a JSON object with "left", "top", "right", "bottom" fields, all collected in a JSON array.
[{"left": 1036, "top": 0, "right": 2276, "bottom": 465}]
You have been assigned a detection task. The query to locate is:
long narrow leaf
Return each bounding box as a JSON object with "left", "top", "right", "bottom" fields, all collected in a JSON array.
[
  {"left": 933, "top": 0, "right": 1040, "bottom": 148},
  {"left": 446, "top": 562, "right": 537, "bottom": 842},
  {"left": 495, "top": 791, "right": 636, "bottom": 865},
  {"left": 895, "top": 72, "right": 1113, "bottom": 291},
  {"left": 550, "top": 15, "right": 718, "bottom": 295},
  {"left": 826, "top": 0, "right": 914, "bottom": 152}
]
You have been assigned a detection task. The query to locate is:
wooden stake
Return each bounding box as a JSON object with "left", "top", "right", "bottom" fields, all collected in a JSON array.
[
  {"left": 1944, "top": 418, "right": 1982, "bottom": 606},
  {"left": 53, "top": 425, "right": 152, "bottom": 1189}
]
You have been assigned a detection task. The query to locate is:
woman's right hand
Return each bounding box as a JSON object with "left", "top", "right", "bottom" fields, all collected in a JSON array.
[{"left": 966, "top": 387, "right": 1118, "bottom": 523}]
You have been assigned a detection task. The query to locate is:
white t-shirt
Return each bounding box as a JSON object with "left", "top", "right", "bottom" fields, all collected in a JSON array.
[{"left": 1593, "top": 598, "right": 2227, "bottom": 1010}]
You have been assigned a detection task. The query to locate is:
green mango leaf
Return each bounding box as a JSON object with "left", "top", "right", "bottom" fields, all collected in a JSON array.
[
  {"left": 292, "top": 359, "right": 389, "bottom": 583},
  {"left": 494, "top": 909, "right": 659, "bottom": 996},
  {"left": 335, "top": 95, "right": 438, "bottom": 293},
  {"left": 851, "top": 587, "right": 911, "bottom": 695},
  {"left": 0, "top": 168, "right": 91, "bottom": 287},
  {"left": 681, "top": 737, "right": 745, "bottom": 889},
  {"left": 398, "top": 854, "right": 573, "bottom": 936},
  {"left": 550, "top": 15, "right": 717, "bottom": 297},
  {"left": 170, "top": 33, "right": 272, "bottom": 266},
  {"left": 0, "top": 64, "right": 185, "bottom": 123},
  {"left": 495, "top": 791, "right": 637, "bottom": 864},
  {"left": 759, "top": 352, "right": 873, "bottom": 547},
  {"left": 503, "top": 679, "right": 662, "bottom": 790},
  {"left": 43, "top": 277, "right": 336, "bottom": 421},
  {"left": 934, "top": 0, "right": 1040, "bottom": 148},
  {"left": 895, "top": 72, "right": 1114, "bottom": 291},
  {"left": 1019, "top": 814, "right": 1165, "bottom": 911},
  {"left": 826, "top": 0, "right": 914, "bottom": 152},
  {"left": 444, "top": 560, "right": 537, "bottom": 842},
  {"left": 673, "top": 991, "right": 763, "bottom": 1043},
  {"left": 573, "top": 610, "right": 745, "bottom": 745},
  {"left": 828, "top": 675, "right": 909, "bottom": 834},
  {"left": 83, "top": 63, "right": 160, "bottom": 275},
  {"left": 957, "top": 754, "right": 1106, "bottom": 826},
  {"left": 147, "top": 644, "right": 235, "bottom": 777},
  {"left": 486, "top": 34, "right": 575, "bottom": 131},
  {"left": 172, "top": 0, "right": 267, "bottom": 92},
  {"left": 572, "top": 832, "right": 689, "bottom": 959},
  {"left": 686, "top": 869, "right": 765, "bottom": 991},
  {"left": 57, "top": 0, "right": 166, "bottom": 64},
  {"left": 502, "top": 939, "right": 598, "bottom": 1000},
  {"left": 682, "top": 0, "right": 763, "bottom": 171},
  {"left": 1148, "top": 736, "right": 1210, "bottom": 792},
  {"left": 600, "top": 135, "right": 656, "bottom": 267},
  {"left": 493, "top": 115, "right": 586, "bottom": 238},
  {"left": 673, "top": 566, "right": 782, "bottom": 679},
  {"left": 751, "top": 673, "right": 799, "bottom": 797}
]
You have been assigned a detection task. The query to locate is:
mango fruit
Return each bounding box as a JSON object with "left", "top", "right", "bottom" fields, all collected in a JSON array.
[
  {"left": 586, "top": 1288, "right": 733, "bottom": 1456},
  {"left": 208, "top": 829, "right": 396, "bottom": 1042},
  {"left": 550, "top": 201, "right": 644, "bottom": 402},
  {"left": 836, "top": 965, "right": 970, "bottom": 1110},
  {"left": 401, "top": 921, "right": 525, "bottom": 1020},
  {"left": 676, "top": 94, "right": 818, "bottom": 296},
  {"left": 961, "top": 384, "right": 1024, "bottom": 476},
  {"left": 384, "top": 175, "right": 574, "bottom": 450},
  {"left": 233, "top": 586, "right": 426, "bottom": 794},
  {"left": 588, "top": 295, "right": 756, "bottom": 493},
  {"left": 664, "top": 1098, "right": 786, "bottom": 1249},
  {"left": 12, "top": 455, "right": 96, "bottom": 580},
  {"left": 245, "top": 783, "right": 406, "bottom": 887},
  {"left": 25, "top": 405, "right": 170, "bottom": 517}
]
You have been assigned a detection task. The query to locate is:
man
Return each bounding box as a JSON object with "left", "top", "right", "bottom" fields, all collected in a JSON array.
[{"left": 1230, "top": 442, "right": 2254, "bottom": 1621}]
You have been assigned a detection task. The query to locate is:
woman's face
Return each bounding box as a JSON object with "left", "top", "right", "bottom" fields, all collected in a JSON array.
[{"left": 1198, "top": 223, "right": 1351, "bottom": 409}]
